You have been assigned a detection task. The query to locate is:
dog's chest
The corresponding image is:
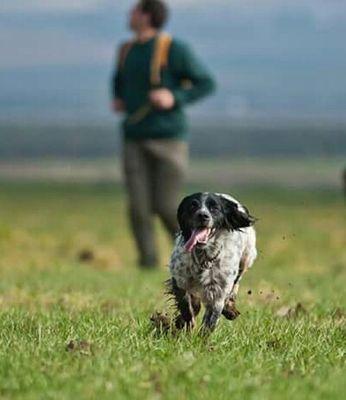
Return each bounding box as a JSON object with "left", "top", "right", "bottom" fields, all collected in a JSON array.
[
  {"left": 191, "top": 245, "right": 222, "bottom": 276},
  {"left": 191, "top": 247, "right": 236, "bottom": 289},
  {"left": 170, "top": 232, "right": 245, "bottom": 293}
]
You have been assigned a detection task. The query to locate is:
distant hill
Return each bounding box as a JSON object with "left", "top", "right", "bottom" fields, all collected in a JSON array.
[{"left": 1, "top": 121, "right": 345, "bottom": 159}]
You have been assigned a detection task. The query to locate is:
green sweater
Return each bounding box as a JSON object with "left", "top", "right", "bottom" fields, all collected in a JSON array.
[{"left": 112, "top": 36, "right": 216, "bottom": 140}]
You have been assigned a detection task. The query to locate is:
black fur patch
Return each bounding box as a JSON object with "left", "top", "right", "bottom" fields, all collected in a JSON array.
[
  {"left": 177, "top": 193, "right": 203, "bottom": 241},
  {"left": 219, "top": 197, "right": 255, "bottom": 231}
]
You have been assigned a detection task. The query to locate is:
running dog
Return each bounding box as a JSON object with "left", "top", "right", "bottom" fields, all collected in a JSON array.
[{"left": 168, "top": 192, "right": 257, "bottom": 333}]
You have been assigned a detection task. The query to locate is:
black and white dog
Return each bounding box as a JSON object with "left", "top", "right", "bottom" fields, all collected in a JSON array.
[{"left": 168, "top": 192, "right": 257, "bottom": 333}]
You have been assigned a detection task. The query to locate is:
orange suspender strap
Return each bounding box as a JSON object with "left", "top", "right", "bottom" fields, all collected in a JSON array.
[
  {"left": 118, "top": 33, "right": 172, "bottom": 86},
  {"left": 150, "top": 33, "right": 172, "bottom": 86}
]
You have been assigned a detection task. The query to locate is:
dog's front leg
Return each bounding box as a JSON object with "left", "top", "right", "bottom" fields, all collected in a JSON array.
[
  {"left": 201, "top": 301, "right": 224, "bottom": 333},
  {"left": 171, "top": 278, "right": 196, "bottom": 330},
  {"left": 222, "top": 295, "right": 240, "bottom": 320},
  {"left": 222, "top": 259, "right": 249, "bottom": 320},
  {"left": 222, "top": 281, "right": 241, "bottom": 320}
]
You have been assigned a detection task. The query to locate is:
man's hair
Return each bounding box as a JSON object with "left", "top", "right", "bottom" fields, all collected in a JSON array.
[{"left": 139, "top": 0, "right": 169, "bottom": 29}]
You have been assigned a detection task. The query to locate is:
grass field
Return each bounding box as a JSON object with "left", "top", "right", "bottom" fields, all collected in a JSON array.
[{"left": 0, "top": 182, "right": 345, "bottom": 399}]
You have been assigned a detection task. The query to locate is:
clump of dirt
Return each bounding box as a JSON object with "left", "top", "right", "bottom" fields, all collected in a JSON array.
[
  {"left": 150, "top": 312, "right": 173, "bottom": 335},
  {"left": 66, "top": 340, "right": 93, "bottom": 355},
  {"left": 78, "top": 249, "right": 94, "bottom": 263},
  {"left": 77, "top": 246, "right": 121, "bottom": 270},
  {"left": 276, "top": 302, "right": 307, "bottom": 318},
  {"left": 331, "top": 308, "right": 345, "bottom": 325},
  {"left": 266, "top": 339, "right": 281, "bottom": 350},
  {"left": 332, "top": 308, "right": 345, "bottom": 319}
]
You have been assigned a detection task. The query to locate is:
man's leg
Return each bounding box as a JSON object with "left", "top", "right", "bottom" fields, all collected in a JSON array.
[
  {"left": 145, "top": 140, "right": 188, "bottom": 239},
  {"left": 123, "top": 140, "right": 158, "bottom": 268}
]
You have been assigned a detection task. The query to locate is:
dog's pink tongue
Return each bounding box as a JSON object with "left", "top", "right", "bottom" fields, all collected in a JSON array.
[{"left": 185, "top": 228, "right": 210, "bottom": 252}]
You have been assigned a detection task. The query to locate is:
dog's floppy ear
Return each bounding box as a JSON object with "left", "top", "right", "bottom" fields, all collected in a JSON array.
[
  {"left": 177, "top": 193, "right": 202, "bottom": 240},
  {"left": 177, "top": 198, "right": 188, "bottom": 235},
  {"left": 220, "top": 197, "right": 256, "bottom": 231},
  {"left": 177, "top": 195, "right": 192, "bottom": 240}
]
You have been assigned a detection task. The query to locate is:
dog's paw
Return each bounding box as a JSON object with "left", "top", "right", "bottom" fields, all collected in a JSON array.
[
  {"left": 222, "top": 302, "right": 241, "bottom": 320},
  {"left": 175, "top": 315, "right": 196, "bottom": 331}
]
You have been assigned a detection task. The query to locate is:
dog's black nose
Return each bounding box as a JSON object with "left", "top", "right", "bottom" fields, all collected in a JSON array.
[{"left": 197, "top": 212, "right": 211, "bottom": 222}]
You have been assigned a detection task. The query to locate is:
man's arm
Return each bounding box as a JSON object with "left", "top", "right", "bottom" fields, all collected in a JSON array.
[
  {"left": 111, "top": 70, "right": 126, "bottom": 112},
  {"left": 111, "top": 45, "right": 127, "bottom": 113},
  {"left": 169, "top": 40, "right": 216, "bottom": 106}
]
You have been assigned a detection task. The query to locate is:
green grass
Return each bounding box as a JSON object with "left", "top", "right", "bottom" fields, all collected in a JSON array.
[{"left": 0, "top": 182, "right": 345, "bottom": 399}]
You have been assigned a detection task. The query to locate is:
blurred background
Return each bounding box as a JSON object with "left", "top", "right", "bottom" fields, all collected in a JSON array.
[{"left": 0, "top": 0, "right": 345, "bottom": 187}]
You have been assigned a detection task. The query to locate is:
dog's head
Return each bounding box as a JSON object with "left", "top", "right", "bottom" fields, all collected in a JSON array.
[{"left": 177, "top": 192, "right": 255, "bottom": 252}]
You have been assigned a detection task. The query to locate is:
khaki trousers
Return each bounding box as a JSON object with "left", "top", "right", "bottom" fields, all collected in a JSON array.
[{"left": 123, "top": 139, "right": 188, "bottom": 267}]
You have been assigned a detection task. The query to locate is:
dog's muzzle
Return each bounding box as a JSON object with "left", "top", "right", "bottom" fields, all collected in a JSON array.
[{"left": 184, "top": 211, "right": 214, "bottom": 253}]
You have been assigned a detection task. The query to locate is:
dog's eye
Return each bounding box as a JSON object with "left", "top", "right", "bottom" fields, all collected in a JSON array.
[
  {"left": 190, "top": 200, "right": 200, "bottom": 210},
  {"left": 208, "top": 200, "right": 219, "bottom": 211}
]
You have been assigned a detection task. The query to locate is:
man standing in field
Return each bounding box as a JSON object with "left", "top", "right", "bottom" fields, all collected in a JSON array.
[{"left": 111, "top": 0, "right": 216, "bottom": 269}]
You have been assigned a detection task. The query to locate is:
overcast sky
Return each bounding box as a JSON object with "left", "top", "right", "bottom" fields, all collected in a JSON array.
[
  {"left": 1, "top": 0, "right": 345, "bottom": 122},
  {"left": 1, "top": 0, "right": 345, "bottom": 15},
  {"left": 1, "top": 0, "right": 345, "bottom": 68}
]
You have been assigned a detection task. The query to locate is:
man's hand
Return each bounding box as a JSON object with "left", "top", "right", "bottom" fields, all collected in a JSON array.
[
  {"left": 112, "top": 99, "right": 126, "bottom": 113},
  {"left": 149, "top": 88, "right": 175, "bottom": 110}
]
